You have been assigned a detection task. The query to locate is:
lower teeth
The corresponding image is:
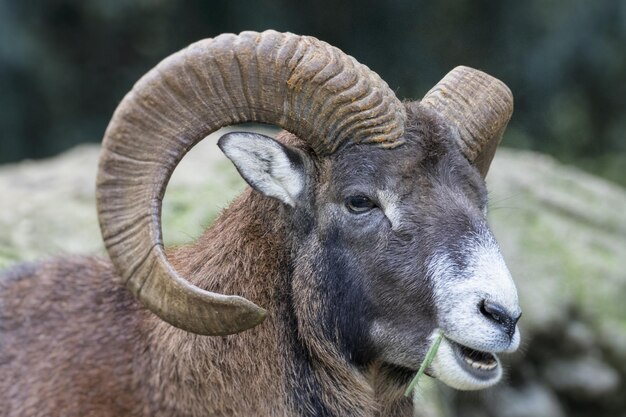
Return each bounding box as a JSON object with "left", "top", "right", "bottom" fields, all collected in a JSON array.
[{"left": 464, "top": 357, "right": 497, "bottom": 370}]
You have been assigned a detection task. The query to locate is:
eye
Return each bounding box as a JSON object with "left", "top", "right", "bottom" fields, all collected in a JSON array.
[{"left": 345, "top": 195, "right": 376, "bottom": 214}]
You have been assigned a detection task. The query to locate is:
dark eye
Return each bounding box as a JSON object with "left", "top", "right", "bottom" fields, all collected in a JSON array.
[{"left": 345, "top": 195, "right": 375, "bottom": 214}]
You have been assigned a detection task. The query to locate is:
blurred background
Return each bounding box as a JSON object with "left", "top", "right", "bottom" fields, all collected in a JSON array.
[
  {"left": 0, "top": 1, "right": 625, "bottom": 417},
  {"left": 1, "top": 0, "right": 625, "bottom": 186}
]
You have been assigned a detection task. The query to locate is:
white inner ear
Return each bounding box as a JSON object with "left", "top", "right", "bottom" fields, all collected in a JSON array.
[{"left": 219, "top": 132, "right": 304, "bottom": 207}]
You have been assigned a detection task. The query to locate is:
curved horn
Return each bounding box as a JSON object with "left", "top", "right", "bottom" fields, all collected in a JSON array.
[
  {"left": 421, "top": 66, "right": 513, "bottom": 177},
  {"left": 96, "top": 30, "right": 405, "bottom": 336}
]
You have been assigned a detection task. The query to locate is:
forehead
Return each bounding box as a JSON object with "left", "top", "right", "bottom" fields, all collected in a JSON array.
[{"left": 327, "top": 102, "right": 462, "bottom": 190}]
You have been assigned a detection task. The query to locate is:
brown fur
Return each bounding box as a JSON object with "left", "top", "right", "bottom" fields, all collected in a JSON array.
[{"left": 0, "top": 189, "right": 412, "bottom": 416}]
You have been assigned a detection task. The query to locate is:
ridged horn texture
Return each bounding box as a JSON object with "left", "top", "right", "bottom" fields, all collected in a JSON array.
[
  {"left": 96, "top": 30, "right": 406, "bottom": 336},
  {"left": 421, "top": 66, "right": 513, "bottom": 177}
]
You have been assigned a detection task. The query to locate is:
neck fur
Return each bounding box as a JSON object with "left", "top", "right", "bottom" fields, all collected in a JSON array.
[{"left": 144, "top": 189, "right": 409, "bottom": 416}]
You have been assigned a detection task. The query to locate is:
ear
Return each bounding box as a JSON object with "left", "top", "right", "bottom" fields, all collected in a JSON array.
[{"left": 218, "top": 132, "right": 306, "bottom": 207}]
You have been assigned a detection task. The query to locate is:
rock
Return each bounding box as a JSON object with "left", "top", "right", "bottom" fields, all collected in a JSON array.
[
  {"left": 0, "top": 145, "right": 103, "bottom": 268},
  {"left": 0, "top": 127, "right": 263, "bottom": 269},
  {"left": 484, "top": 383, "right": 565, "bottom": 417},
  {"left": 544, "top": 356, "right": 620, "bottom": 397},
  {"left": 564, "top": 321, "right": 596, "bottom": 353}
]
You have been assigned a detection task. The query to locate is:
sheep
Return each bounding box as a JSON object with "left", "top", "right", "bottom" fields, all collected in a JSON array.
[{"left": 0, "top": 30, "right": 521, "bottom": 417}]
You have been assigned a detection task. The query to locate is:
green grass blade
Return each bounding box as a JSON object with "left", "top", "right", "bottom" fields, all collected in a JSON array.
[{"left": 404, "top": 330, "right": 444, "bottom": 398}]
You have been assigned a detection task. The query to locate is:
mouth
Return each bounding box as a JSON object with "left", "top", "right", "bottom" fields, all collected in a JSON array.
[
  {"left": 429, "top": 334, "right": 504, "bottom": 390},
  {"left": 450, "top": 340, "right": 500, "bottom": 380}
]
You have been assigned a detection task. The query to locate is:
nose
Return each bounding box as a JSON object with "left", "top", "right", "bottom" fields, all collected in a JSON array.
[{"left": 479, "top": 299, "right": 521, "bottom": 339}]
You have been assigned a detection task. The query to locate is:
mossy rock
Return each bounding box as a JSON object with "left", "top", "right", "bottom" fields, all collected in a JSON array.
[{"left": 0, "top": 130, "right": 250, "bottom": 269}]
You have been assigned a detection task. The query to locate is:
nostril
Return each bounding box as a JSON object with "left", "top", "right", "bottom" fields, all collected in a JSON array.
[
  {"left": 479, "top": 300, "right": 520, "bottom": 338},
  {"left": 480, "top": 300, "right": 507, "bottom": 324}
]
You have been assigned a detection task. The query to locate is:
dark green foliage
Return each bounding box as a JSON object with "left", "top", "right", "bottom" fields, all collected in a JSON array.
[{"left": 0, "top": 0, "right": 624, "bottom": 184}]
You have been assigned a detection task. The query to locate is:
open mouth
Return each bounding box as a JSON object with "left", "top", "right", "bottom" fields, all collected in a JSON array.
[
  {"left": 429, "top": 334, "right": 504, "bottom": 390},
  {"left": 451, "top": 340, "right": 500, "bottom": 379}
]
